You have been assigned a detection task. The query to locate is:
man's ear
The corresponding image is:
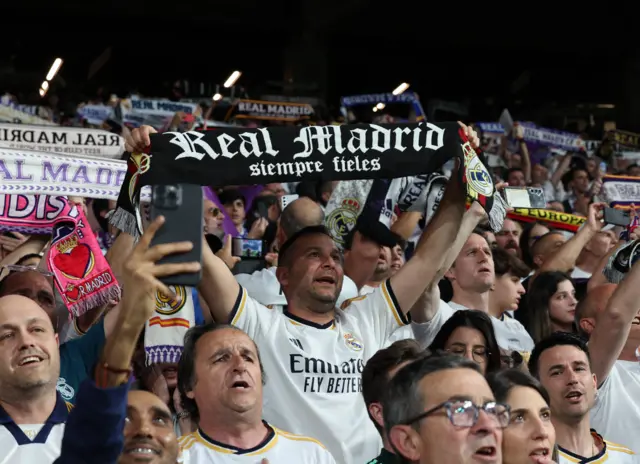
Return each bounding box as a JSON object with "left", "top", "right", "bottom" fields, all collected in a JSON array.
[
  {"left": 444, "top": 267, "right": 455, "bottom": 281},
  {"left": 578, "top": 317, "right": 595, "bottom": 336},
  {"left": 276, "top": 266, "right": 288, "bottom": 287},
  {"left": 388, "top": 425, "right": 421, "bottom": 461},
  {"left": 368, "top": 402, "right": 384, "bottom": 429}
]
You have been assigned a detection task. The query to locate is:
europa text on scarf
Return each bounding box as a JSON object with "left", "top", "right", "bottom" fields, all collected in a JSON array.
[{"left": 111, "top": 122, "right": 505, "bottom": 236}]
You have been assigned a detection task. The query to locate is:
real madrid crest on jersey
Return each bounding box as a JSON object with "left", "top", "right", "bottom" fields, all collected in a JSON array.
[
  {"left": 343, "top": 333, "right": 363, "bottom": 351},
  {"left": 326, "top": 198, "right": 360, "bottom": 246},
  {"left": 155, "top": 285, "right": 187, "bottom": 315},
  {"left": 462, "top": 141, "right": 493, "bottom": 199},
  {"left": 56, "top": 377, "right": 75, "bottom": 401}
]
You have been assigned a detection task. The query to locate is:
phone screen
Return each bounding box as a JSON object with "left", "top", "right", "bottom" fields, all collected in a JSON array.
[
  {"left": 503, "top": 187, "right": 546, "bottom": 209},
  {"left": 232, "top": 238, "right": 264, "bottom": 259}
]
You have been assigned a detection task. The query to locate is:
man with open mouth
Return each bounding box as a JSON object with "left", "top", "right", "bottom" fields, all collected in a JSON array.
[
  {"left": 383, "top": 353, "right": 506, "bottom": 463},
  {"left": 529, "top": 332, "right": 637, "bottom": 461}
]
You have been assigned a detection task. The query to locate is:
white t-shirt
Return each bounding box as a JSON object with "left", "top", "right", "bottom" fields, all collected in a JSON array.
[
  {"left": 411, "top": 301, "right": 534, "bottom": 354},
  {"left": 179, "top": 423, "right": 336, "bottom": 463},
  {"left": 235, "top": 267, "right": 359, "bottom": 309},
  {"left": 590, "top": 360, "right": 640, "bottom": 453},
  {"left": 229, "top": 281, "right": 409, "bottom": 464},
  {"left": 558, "top": 430, "right": 639, "bottom": 463},
  {"left": 571, "top": 267, "right": 592, "bottom": 279}
]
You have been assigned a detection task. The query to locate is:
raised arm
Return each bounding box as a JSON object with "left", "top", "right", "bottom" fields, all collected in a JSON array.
[
  {"left": 536, "top": 202, "right": 605, "bottom": 278},
  {"left": 389, "top": 160, "right": 466, "bottom": 314},
  {"left": 198, "top": 236, "right": 241, "bottom": 323},
  {"left": 589, "top": 255, "right": 640, "bottom": 385}
]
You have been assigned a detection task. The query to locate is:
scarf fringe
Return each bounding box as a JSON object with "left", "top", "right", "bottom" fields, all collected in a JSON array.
[
  {"left": 68, "top": 285, "right": 122, "bottom": 318},
  {"left": 487, "top": 193, "right": 508, "bottom": 232},
  {"left": 110, "top": 207, "right": 140, "bottom": 238},
  {"left": 145, "top": 345, "right": 184, "bottom": 365}
]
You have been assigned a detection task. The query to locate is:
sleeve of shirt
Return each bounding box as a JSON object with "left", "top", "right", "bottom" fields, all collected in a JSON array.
[
  {"left": 228, "top": 286, "right": 277, "bottom": 340},
  {"left": 343, "top": 280, "right": 409, "bottom": 348},
  {"left": 63, "top": 318, "right": 106, "bottom": 378},
  {"left": 411, "top": 300, "right": 455, "bottom": 349},
  {"left": 192, "top": 288, "right": 204, "bottom": 326},
  {"left": 53, "top": 379, "right": 129, "bottom": 464}
]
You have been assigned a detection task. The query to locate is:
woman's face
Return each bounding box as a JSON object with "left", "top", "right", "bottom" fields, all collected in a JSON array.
[
  {"left": 502, "top": 386, "right": 555, "bottom": 464},
  {"left": 548, "top": 279, "right": 577, "bottom": 327},
  {"left": 444, "top": 326, "right": 490, "bottom": 374},
  {"left": 492, "top": 272, "right": 526, "bottom": 311}
]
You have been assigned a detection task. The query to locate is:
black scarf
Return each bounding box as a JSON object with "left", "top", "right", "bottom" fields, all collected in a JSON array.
[{"left": 110, "top": 122, "right": 505, "bottom": 236}]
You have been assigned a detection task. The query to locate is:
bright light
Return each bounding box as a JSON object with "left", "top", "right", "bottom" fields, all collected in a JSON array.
[
  {"left": 212, "top": 93, "right": 222, "bottom": 101},
  {"left": 372, "top": 107, "right": 378, "bottom": 112},
  {"left": 376, "top": 102, "right": 385, "bottom": 110},
  {"left": 39, "top": 87, "right": 46, "bottom": 97},
  {"left": 223, "top": 70, "right": 242, "bottom": 88},
  {"left": 46, "top": 58, "right": 63, "bottom": 81},
  {"left": 392, "top": 82, "right": 410, "bottom": 96},
  {"left": 41, "top": 81, "right": 49, "bottom": 91}
]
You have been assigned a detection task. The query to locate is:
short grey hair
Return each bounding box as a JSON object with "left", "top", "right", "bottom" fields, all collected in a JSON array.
[
  {"left": 279, "top": 200, "right": 325, "bottom": 239},
  {"left": 382, "top": 353, "right": 481, "bottom": 433}
]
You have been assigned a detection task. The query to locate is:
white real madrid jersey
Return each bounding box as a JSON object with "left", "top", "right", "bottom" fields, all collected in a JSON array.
[
  {"left": 590, "top": 360, "right": 640, "bottom": 453},
  {"left": 558, "top": 430, "right": 640, "bottom": 463},
  {"left": 179, "top": 423, "right": 336, "bottom": 463},
  {"left": 0, "top": 394, "right": 71, "bottom": 464},
  {"left": 229, "top": 281, "right": 409, "bottom": 464}
]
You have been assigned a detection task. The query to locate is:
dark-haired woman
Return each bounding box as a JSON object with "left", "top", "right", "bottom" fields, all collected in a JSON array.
[
  {"left": 516, "top": 271, "right": 577, "bottom": 344},
  {"left": 428, "top": 309, "right": 502, "bottom": 375},
  {"left": 487, "top": 369, "right": 557, "bottom": 464}
]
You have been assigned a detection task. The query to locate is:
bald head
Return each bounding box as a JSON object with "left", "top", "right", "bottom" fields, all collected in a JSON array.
[
  {"left": 577, "top": 284, "right": 617, "bottom": 320},
  {"left": 531, "top": 232, "right": 566, "bottom": 268},
  {"left": 279, "top": 197, "right": 324, "bottom": 241},
  {"left": 575, "top": 284, "right": 618, "bottom": 338},
  {"left": 0, "top": 294, "right": 52, "bottom": 322}
]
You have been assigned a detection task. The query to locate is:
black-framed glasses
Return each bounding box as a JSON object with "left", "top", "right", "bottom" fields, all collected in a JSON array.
[
  {"left": 403, "top": 400, "right": 510, "bottom": 429},
  {"left": 446, "top": 346, "right": 490, "bottom": 364}
]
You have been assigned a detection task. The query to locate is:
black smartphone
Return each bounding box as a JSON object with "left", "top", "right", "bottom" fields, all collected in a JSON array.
[
  {"left": 150, "top": 183, "right": 203, "bottom": 287},
  {"left": 232, "top": 237, "right": 265, "bottom": 260},
  {"left": 603, "top": 207, "right": 631, "bottom": 227}
]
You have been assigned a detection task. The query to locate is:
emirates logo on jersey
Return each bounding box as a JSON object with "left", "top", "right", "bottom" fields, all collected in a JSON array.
[{"left": 343, "top": 333, "right": 363, "bottom": 352}]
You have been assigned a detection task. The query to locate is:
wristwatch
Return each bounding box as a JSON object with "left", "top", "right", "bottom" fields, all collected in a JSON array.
[{"left": 176, "top": 411, "right": 190, "bottom": 420}]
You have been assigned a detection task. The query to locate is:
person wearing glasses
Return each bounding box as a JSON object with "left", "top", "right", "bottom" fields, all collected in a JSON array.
[
  {"left": 427, "top": 310, "right": 502, "bottom": 375},
  {"left": 487, "top": 369, "right": 557, "bottom": 464},
  {"left": 383, "top": 353, "right": 507, "bottom": 463}
]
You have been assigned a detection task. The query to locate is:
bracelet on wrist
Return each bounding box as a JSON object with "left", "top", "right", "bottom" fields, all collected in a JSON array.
[{"left": 176, "top": 411, "right": 190, "bottom": 420}]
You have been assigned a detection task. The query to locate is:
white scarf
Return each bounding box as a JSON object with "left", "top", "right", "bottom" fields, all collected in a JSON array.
[{"left": 144, "top": 285, "right": 196, "bottom": 365}]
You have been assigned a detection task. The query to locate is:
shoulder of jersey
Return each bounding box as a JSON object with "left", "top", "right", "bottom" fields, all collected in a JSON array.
[
  {"left": 273, "top": 426, "right": 329, "bottom": 450},
  {"left": 340, "top": 295, "right": 368, "bottom": 310},
  {"left": 605, "top": 439, "right": 636, "bottom": 455},
  {"left": 178, "top": 432, "right": 198, "bottom": 451}
]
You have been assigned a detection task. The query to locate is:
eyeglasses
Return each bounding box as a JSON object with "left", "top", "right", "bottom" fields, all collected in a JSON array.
[
  {"left": 403, "top": 399, "right": 511, "bottom": 429},
  {"left": 446, "top": 346, "right": 489, "bottom": 363},
  {"left": 2, "top": 264, "right": 54, "bottom": 278},
  {"left": 207, "top": 207, "right": 221, "bottom": 217}
]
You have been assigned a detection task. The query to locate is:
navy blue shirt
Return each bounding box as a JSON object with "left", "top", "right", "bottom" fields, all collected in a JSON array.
[{"left": 54, "top": 379, "right": 129, "bottom": 464}]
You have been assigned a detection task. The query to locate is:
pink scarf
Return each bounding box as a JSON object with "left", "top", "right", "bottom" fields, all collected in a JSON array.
[{"left": 47, "top": 202, "right": 120, "bottom": 317}]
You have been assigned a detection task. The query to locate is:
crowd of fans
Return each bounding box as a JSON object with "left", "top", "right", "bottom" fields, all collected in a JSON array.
[{"left": 0, "top": 88, "right": 639, "bottom": 464}]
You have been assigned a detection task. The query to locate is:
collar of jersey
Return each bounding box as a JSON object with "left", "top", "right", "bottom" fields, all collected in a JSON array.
[
  {"left": 283, "top": 307, "right": 334, "bottom": 329},
  {"left": 558, "top": 429, "right": 605, "bottom": 462},
  {"left": 197, "top": 420, "right": 276, "bottom": 454},
  {"left": 0, "top": 391, "right": 70, "bottom": 424}
]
